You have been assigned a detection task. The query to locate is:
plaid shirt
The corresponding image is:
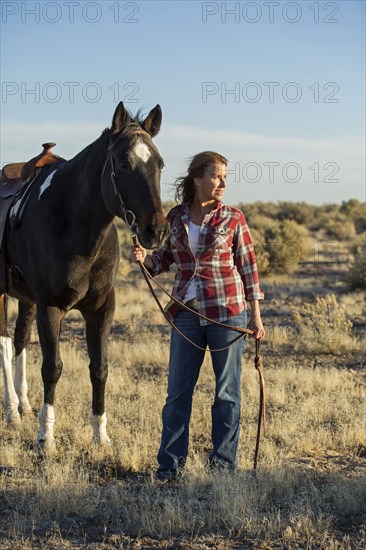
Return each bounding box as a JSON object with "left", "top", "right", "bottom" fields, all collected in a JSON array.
[{"left": 149, "top": 201, "right": 264, "bottom": 324}]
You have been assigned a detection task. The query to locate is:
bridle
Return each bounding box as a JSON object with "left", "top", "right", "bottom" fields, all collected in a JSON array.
[{"left": 101, "top": 128, "right": 151, "bottom": 230}]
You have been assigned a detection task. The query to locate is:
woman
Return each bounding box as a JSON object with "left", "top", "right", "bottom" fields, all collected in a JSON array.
[{"left": 132, "top": 151, "right": 265, "bottom": 481}]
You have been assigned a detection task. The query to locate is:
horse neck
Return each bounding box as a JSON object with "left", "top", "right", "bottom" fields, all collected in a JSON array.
[
  {"left": 71, "top": 132, "right": 109, "bottom": 204},
  {"left": 66, "top": 133, "right": 115, "bottom": 244}
]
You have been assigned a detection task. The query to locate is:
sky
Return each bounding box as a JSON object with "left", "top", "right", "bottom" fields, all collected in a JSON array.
[{"left": 1, "top": 0, "right": 365, "bottom": 205}]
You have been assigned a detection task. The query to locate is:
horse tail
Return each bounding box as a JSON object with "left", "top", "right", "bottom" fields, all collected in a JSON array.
[{"left": 0, "top": 294, "right": 8, "bottom": 337}]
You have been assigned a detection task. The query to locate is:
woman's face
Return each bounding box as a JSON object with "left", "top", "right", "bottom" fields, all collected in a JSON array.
[{"left": 193, "top": 163, "right": 227, "bottom": 203}]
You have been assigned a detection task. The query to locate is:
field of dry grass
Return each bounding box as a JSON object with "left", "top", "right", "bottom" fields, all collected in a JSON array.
[{"left": 1, "top": 207, "right": 365, "bottom": 549}]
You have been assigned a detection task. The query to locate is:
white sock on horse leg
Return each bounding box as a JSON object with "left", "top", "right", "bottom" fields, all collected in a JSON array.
[
  {"left": 14, "top": 349, "right": 32, "bottom": 414},
  {"left": 37, "top": 403, "right": 55, "bottom": 445},
  {"left": 0, "top": 336, "right": 21, "bottom": 424},
  {"left": 90, "top": 412, "right": 111, "bottom": 446}
]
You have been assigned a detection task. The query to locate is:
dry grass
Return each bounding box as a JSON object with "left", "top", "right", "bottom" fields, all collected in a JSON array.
[
  {"left": 1, "top": 237, "right": 366, "bottom": 549},
  {"left": 293, "top": 294, "right": 356, "bottom": 354}
]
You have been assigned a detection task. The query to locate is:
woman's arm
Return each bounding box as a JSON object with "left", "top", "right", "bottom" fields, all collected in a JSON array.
[
  {"left": 247, "top": 299, "right": 265, "bottom": 339},
  {"left": 233, "top": 211, "right": 265, "bottom": 339}
]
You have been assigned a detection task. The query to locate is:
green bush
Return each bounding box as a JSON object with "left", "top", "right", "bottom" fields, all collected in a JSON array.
[
  {"left": 293, "top": 294, "right": 354, "bottom": 353},
  {"left": 348, "top": 245, "right": 366, "bottom": 290},
  {"left": 250, "top": 220, "right": 309, "bottom": 276},
  {"left": 309, "top": 203, "right": 342, "bottom": 232},
  {"left": 276, "top": 201, "right": 315, "bottom": 225},
  {"left": 249, "top": 227, "right": 270, "bottom": 276},
  {"left": 249, "top": 214, "right": 278, "bottom": 232},
  {"left": 324, "top": 218, "right": 356, "bottom": 241},
  {"left": 348, "top": 232, "right": 366, "bottom": 255},
  {"left": 340, "top": 199, "right": 366, "bottom": 233},
  {"left": 237, "top": 201, "right": 279, "bottom": 224},
  {"left": 264, "top": 220, "right": 309, "bottom": 275}
]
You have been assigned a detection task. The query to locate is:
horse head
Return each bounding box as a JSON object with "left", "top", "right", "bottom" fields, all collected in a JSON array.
[{"left": 102, "top": 102, "right": 169, "bottom": 249}]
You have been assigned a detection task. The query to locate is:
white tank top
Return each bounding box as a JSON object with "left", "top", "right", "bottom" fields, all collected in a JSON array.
[{"left": 184, "top": 221, "right": 200, "bottom": 303}]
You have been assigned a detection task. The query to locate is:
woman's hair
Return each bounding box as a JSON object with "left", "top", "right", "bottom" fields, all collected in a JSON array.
[{"left": 175, "top": 151, "right": 228, "bottom": 204}]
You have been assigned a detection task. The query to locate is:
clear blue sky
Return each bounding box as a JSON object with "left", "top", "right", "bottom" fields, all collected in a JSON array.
[{"left": 1, "top": 0, "right": 365, "bottom": 204}]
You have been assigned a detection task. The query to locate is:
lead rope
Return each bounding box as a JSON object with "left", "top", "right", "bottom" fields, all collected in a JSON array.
[
  {"left": 132, "top": 234, "right": 249, "bottom": 352},
  {"left": 131, "top": 231, "right": 266, "bottom": 468},
  {"left": 253, "top": 338, "right": 266, "bottom": 469}
]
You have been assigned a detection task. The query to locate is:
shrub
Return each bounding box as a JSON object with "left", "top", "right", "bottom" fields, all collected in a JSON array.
[
  {"left": 264, "top": 220, "right": 309, "bottom": 275},
  {"left": 348, "top": 245, "right": 366, "bottom": 290},
  {"left": 324, "top": 219, "right": 356, "bottom": 241},
  {"left": 309, "top": 203, "right": 342, "bottom": 232},
  {"left": 293, "top": 294, "right": 354, "bottom": 353},
  {"left": 249, "top": 226, "right": 270, "bottom": 276},
  {"left": 340, "top": 199, "right": 366, "bottom": 233},
  {"left": 276, "top": 201, "right": 315, "bottom": 225},
  {"left": 249, "top": 214, "right": 278, "bottom": 232},
  {"left": 237, "top": 201, "right": 280, "bottom": 224},
  {"left": 249, "top": 220, "right": 309, "bottom": 276},
  {"left": 249, "top": 220, "right": 309, "bottom": 277},
  {"left": 347, "top": 232, "right": 366, "bottom": 255}
]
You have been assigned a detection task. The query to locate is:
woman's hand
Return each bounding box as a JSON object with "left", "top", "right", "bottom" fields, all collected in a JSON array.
[
  {"left": 248, "top": 317, "right": 265, "bottom": 339},
  {"left": 130, "top": 244, "right": 147, "bottom": 263},
  {"left": 247, "top": 300, "right": 265, "bottom": 339}
]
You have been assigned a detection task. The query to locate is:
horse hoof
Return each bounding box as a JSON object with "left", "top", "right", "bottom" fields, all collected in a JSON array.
[
  {"left": 5, "top": 410, "right": 22, "bottom": 426},
  {"left": 90, "top": 438, "right": 113, "bottom": 458},
  {"left": 92, "top": 436, "right": 112, "bottom": 447},
  {"left": 100, "top": 436, "right": 112, "bottom": 447},
  {"left": 7, "top": 417, "right": 22, "bottom": 428},
  {"left": 101, "top": 441, "right": 113, "bottom": 456},
  {"left": 34, "top": 439, "right": 58, "bottom": 457},
  {"left": 19, "top": 401, "right": 33, "bottom": 416}
]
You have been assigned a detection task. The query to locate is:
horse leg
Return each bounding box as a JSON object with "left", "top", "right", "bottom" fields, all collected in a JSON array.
[
  {"left": 0, "top": 294, "right": 21, "bottom": 425},
  {"left": 35, "top": 303, "right": 64, "bottom": 454},
  {"left": 83, "top": 290, "right": 115, "bottom": 447},
  {"left": 14, "top": 301, "right": 36, "bottom": 416}
]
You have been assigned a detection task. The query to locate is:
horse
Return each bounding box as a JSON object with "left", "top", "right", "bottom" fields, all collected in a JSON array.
[{"left": 0, "top": 102, "right": 169, "bottom": 454}]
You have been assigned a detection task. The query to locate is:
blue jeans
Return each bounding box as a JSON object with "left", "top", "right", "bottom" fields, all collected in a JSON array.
[{"left": 157, "top": 309, "right": 247, "bottom": 473}]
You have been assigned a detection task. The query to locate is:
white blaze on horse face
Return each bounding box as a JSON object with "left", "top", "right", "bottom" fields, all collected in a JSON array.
[
  {"left": 132, "top": 142, "right": 151, "bottom": 164},
  {"left": 38, "top": 169, "right": 57, "bottom": 199}
]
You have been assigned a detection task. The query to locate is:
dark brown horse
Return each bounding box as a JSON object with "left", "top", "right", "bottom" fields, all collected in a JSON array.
[{"left": 0, "top": 102, "right": 168, "bottom": 454}]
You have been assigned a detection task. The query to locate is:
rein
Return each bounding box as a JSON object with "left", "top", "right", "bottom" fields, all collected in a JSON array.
[
  {"left": 135, "top": 247, "right": 249, "bottom": 352},
  {"left": 128, "top": 223, "right": 266, "bottom": 469},
  {"left": 101, "top": 139, "right": 131, "bottom": 225},
  {"left": 101, "top": 129, "right": 150, "bottom": 226}
]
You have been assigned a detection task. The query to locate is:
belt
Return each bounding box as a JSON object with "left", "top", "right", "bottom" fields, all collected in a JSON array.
[{"left": 184, "top": 298, "right": 198, "bottom": 311}]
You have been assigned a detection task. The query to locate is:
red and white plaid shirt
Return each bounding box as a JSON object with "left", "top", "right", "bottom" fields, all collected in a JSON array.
[{"left": 149, "top": 201, "right": 264, "bottom": 323}]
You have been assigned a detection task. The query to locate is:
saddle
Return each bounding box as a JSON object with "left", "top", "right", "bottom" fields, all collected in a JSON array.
[{"left": 0, "top": 143, "right": 65, "bottom": 294}]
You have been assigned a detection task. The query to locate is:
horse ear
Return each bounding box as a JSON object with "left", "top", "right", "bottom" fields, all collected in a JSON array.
[
  {"left": 111, "top": 102, "right": 131, "bottom": 134},
  {"left": 142, "top": 104, "right": 162, "bottom": 137}
]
